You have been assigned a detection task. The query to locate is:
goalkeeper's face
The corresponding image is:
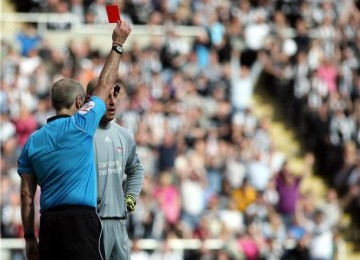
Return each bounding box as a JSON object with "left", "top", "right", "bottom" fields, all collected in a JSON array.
[{"left": 102, "top": 83, "right": 121, "bottom": 122}]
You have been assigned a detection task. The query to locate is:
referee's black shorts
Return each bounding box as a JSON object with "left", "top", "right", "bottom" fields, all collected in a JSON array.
[{"left": 39, "top": 205, "right": 104, "bottom": 260}]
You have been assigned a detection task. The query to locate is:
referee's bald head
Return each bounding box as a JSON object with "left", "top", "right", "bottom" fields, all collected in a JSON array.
[{"left": 51, "top": 78, "right": 85, "bottom": 111}]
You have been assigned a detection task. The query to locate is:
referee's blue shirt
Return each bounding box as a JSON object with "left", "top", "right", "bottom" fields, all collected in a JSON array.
[{"left": 18, "top": 96, "right": 106, "bottom": 213}]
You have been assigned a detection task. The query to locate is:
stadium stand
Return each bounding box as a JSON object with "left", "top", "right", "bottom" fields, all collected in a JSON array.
[{"left": 1, "top": 0, "right": 359, "bottom": 259}]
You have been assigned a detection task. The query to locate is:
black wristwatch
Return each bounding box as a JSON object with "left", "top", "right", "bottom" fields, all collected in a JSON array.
[{"left": 112, "top": 44, "right": 123, "bottom": 54}]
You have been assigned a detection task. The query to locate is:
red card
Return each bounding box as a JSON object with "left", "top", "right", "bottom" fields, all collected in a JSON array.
[{"left": 106, "top": 5, "right": 121, "bottom": 23}]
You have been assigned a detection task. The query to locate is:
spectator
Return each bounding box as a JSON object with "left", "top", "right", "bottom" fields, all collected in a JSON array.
[
  {"left": 157, "top": 131, "right": 177, "bottom": 171},
  {"left": 219, "top": 198, "right": 245, "bottom": 234},
  {"left": 0, "top": 112, "right": 16, "bottom": 146},
  {"left": 46, "top": 0, "right": 72, "bottom": 30},
  {"left": 224, "top": 144, "right": 246, "bottom": 189},
  {"left": 179, "top": 161, "right": 207, "bottom": 232},
  {"left": 246, "top": 152, "right": 272, "bottom": 192},
  {"left": 15, "top": 23, "right": 42, "bottom": 57},
  {"left": 13, "top": 106, "right": 38, "bottom": 149},
  {"left": 87, "top": 0, "right": 108, "bottom": 24},
  {"left": 1, "top": 191, "right": 22, "bottom": 238},
  {"left": 153, "top": 171, "right": 181, "bottom": 226},
  {"left": 244, "top": 12, "right": 270, "bottom": 51},
  {"left": 245, "top": 192, "right": 270, "bottom": 226},
  {"left": 231, "top": 177, "right": 257, "bottom": 213},
  {"left": 237, "top": 224, "right": 262, "bottom": 260},
  {"left": 275, "top": 161, "right": 303, "bottom": 227},
  {"left": 285, "top": 213, "right": 310, "bottom": 259},
  {"left": 319, "top": 188, "right": 342, "bottom": 230},
  {"left": 69, "top": 0, "right": 85, "bottom": 23},
  {"left": 230, "top": 51, "right": 264, "bottom": 110},
  {"left": 308, "top": 209, "right": 334, "bottom": 260},
  {"left": 262, "top": 212, "right": 287, "bottom": 247}
]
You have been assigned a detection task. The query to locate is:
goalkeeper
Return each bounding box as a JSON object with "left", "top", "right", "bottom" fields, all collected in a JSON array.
[{"left": 87, "top": 78, "right": 144, "bottom": 260}]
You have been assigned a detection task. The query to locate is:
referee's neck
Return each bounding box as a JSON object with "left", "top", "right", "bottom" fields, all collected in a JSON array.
[{"left": 56, "top": 108, "right": 75, "bottom": 116}]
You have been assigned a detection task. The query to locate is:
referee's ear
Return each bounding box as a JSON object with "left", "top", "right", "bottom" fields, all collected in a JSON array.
[{"left": 75, "top": 95, "right": 85, "bottom": 109}]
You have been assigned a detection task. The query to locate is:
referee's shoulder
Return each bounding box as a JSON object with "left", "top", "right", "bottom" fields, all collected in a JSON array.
[{"left": 30, "top": 126, "right": 45, "bottom": 138}]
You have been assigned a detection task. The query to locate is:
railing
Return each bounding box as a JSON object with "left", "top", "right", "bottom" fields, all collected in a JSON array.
[
  {"left": 0, "top": 13, "right": 205, "bottom": 52},
  {"left": 0, "top": 238, "right": 223, "bottom": 260},
  {"left": 0, "top": 237, "right": 348, "bottom": 260},
  {"left": 1, "top": 238, "right": 223, "bottom": 250}
]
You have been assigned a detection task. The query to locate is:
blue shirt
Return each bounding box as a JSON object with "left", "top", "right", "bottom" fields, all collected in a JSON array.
[
  {"left": 16, "top": 32, "right": 42, "bottom": 56},
  {"left": 18, "top": 96, "right": 105, "bottom": 213}
]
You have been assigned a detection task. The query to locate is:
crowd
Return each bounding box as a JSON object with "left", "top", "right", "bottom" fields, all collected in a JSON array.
[
  {"left": 259, "top": 0, "right": 360, "bottom": 248},
  {"left": 1, "top": 0, "right": 360, "bottom": 259}
]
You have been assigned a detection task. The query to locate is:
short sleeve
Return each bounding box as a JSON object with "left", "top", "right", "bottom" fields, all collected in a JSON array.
[
  {"left": 72, "top": 96, "right": 106, "bottom": 136},
  {"left": 17, "top": 139, "right": 34, "bottom": 175}
]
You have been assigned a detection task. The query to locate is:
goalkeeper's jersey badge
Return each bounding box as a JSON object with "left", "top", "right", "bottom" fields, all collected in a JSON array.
[{"left": 116, "top": 146, "right": 123, "bottom": 153}]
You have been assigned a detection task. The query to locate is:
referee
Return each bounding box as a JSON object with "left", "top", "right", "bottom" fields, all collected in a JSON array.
[{"left": 18, "top": 21, "right": 131, "bottom": 260}]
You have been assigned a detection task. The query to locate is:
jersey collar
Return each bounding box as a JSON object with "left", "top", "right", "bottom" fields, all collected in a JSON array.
[{"left": 47, "top": 114, "right": 71, "bottom": 123}]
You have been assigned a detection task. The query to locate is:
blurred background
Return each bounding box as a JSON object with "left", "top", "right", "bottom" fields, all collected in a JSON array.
[{"left": 1, "top": 0, "right": 360, "bottom": 259}]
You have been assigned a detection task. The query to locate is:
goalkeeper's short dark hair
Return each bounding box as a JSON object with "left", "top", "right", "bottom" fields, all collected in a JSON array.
[{"left": 86, "top": 77, "right": 124, "bottom": 96}]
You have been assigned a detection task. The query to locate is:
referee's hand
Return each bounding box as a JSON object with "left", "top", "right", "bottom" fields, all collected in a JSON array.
[
  {"left": 112, "top": 20, "right": 132, "bottom": 46},
  {"left": 25, "top": 238, "right": 39, "bottom": 260}
]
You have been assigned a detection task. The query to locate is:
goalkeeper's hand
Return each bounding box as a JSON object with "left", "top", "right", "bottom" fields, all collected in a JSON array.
[{"left": 125, "top": 194, "right": 137, "bottom": 213}]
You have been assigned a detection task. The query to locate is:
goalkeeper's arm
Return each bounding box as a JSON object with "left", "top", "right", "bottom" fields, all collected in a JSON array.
[{"left": 123, "top": 131, "right": 144, "bottom": 213}]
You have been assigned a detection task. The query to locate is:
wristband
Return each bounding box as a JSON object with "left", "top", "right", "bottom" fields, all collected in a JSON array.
[
  {"left": 126, "top": 194, "right": 137, "bottom": 202},
  {"left": 24, "top": 233, "right": 36, "bottom": 239}
]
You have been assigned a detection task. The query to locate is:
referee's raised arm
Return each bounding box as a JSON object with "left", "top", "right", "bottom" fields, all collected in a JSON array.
[{"left": 92, "top": 20, "right": 132, "bottom": 101}]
